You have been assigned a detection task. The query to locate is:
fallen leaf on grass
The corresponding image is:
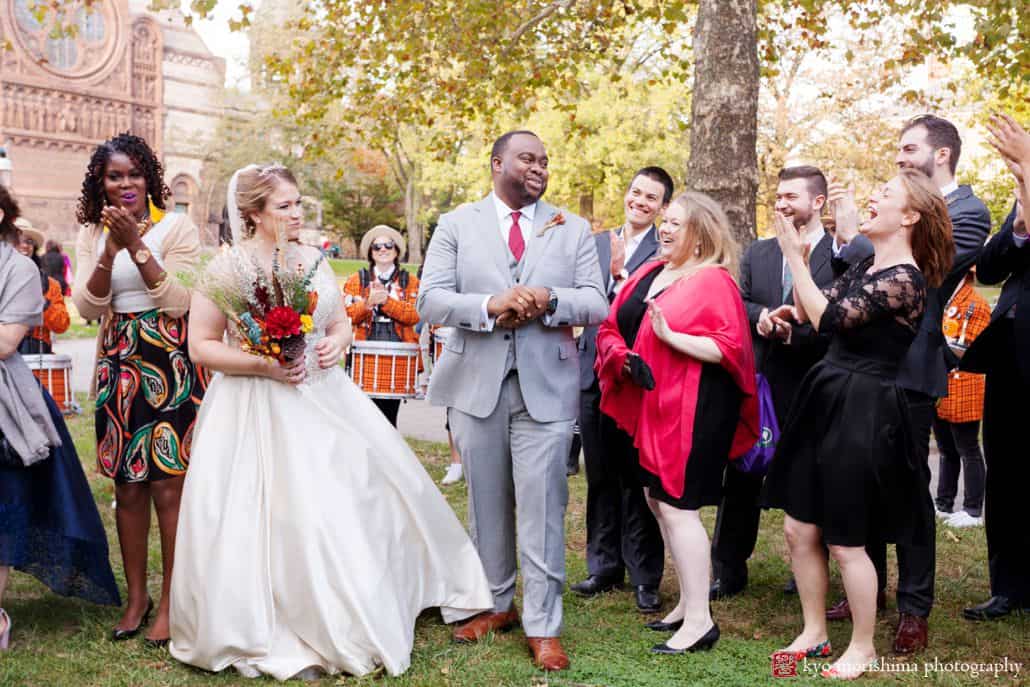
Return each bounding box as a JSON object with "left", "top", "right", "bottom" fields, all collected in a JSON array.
[{"left": 945, "top": 530, "right": 960, "bottom": 543}]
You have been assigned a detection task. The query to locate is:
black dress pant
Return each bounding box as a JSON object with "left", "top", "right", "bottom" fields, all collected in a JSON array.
[
  {"left": 932, "top": 418, "right": 985, "bottom": 517},
  {"left": 711, "top": 465, "right": 762, "bottom": 582},
  {"left": 981, "top": 322, "right": 1029, "bottom": 603},
  {"left": 373, "top": 398, "right": 401, "bottom": 427},
  {"left": 579, "top": 387, "right": 664, "bottom": 586},
  {"left": 866, "top": 391, "right": 937, "bottom": 616}
]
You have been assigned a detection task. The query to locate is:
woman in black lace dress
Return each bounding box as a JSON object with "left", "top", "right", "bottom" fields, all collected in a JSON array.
[{"left": 763, "top": 169, "right": 954, "bottom": 680}]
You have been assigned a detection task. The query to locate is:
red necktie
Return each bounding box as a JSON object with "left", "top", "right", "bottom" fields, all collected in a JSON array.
[{"left": 508, "top": 211, "right": 525, "bottom": 261}]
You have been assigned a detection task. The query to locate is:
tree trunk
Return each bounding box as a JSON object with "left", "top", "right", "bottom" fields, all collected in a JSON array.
[
  {"left": 405, "top": 173, "right": 423, "bottom": 264},
  {"left": 686, "top": 0, "right": 759, "bottom": 246}
]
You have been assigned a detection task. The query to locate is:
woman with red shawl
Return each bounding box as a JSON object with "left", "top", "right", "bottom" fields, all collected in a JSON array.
[{"left": 596, "top": 192, "right": 759, "bottom": 656}]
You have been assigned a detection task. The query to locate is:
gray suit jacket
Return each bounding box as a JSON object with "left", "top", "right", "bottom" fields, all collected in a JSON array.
[
  {"left": 417, "top": 196, "right": 608, "bottom": 422},
  {"left": 577, "top": 226, "right": 659, "bottom": 390}
]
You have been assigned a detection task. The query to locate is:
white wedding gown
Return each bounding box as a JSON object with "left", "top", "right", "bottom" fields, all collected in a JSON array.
[{"left": 169, "top": 253, "right": 492, "bottom": 680}]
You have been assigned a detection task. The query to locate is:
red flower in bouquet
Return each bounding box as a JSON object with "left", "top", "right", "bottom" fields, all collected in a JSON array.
[{"left": 265, "top": 306, "right": 302, "bottom": 339}]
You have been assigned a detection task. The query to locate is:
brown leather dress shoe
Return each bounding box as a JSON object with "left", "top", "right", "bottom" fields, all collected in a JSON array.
[
  {"left": 527, "top": 637, "right": 570, "bottom": 671},
  {"left": 452, "top": 609, "right": 519, "bottom": 644},
  {"left": 825, "top": 590, "right": 887, "bottom": 621},
  {"left": 892, "top": 613, "right": 928, "bottom": 654}
]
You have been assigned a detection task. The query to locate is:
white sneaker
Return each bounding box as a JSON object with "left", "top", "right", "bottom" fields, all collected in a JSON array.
[
  {"left": 945, "top": 511, "right": 983, "bottom": 528},
  {"left": 441, "top": 463, "right": 464, "bottom": 485},
  {"left": 934, "top": 508, "right": 953, "bottom": 520}
]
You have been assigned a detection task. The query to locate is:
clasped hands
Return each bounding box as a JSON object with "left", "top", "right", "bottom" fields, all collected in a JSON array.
[
  {"left": 100, "top": 204, "right": 145, "bottom": 256},
  {"left": 489, "top": 285, "right": 550, "bottom": 328}
]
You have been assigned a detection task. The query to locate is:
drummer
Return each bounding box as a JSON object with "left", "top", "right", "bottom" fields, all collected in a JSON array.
[
  {"left": 343, "top": 225, "right": 420, "bottom": 426},
  {"left": 15, "top": 218, "right": 69, "bottom": 355}
]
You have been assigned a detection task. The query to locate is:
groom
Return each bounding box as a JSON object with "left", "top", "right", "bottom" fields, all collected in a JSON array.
[{"left": 417, "top": 130, "right": 608, "bottom": 671}]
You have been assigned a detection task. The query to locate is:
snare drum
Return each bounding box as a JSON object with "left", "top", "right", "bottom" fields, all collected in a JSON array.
[
  {"left": 432, "top": 327, "right": 451, "bottom": 364},
  {"left": 349, "top": 341, "right": 420, "bottom": 399},
  {"left": 24, "top": 354, "right": 74, "bottom": 413}
]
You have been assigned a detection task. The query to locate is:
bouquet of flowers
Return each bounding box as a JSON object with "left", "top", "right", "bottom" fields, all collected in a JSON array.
[{"left": 200, "top": 246, "right": 324, "bottom": 363}]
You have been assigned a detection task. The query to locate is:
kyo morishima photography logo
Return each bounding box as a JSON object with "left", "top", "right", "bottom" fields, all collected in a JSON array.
[{"left": 771, "top": 654, "right": 1024, "bottom": 679}]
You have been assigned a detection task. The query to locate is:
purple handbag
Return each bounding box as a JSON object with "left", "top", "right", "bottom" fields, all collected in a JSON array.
[{"left": 734, "top": 373, "right": 779, "bottom": 475}]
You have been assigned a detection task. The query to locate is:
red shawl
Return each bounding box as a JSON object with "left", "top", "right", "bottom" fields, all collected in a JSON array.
[{"left": 595, "top": 262, "right": 759, "bottom": 499}]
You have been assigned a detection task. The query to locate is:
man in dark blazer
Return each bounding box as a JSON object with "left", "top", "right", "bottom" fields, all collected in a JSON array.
[
  {"left": 961, "top": 200, "right": 1030, "bottom": 620},
  {"left": 571, "top": 167, "right": 672, "bottom": 613},
  {"left": 709, "top": 165, "right": 834, "bottom": 600},
  {"left": 832, "top": 115, "right": 991, "bottom": 653}
]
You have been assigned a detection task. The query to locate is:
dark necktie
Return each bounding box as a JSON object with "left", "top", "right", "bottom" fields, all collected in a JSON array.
[{"left": 508, "top": 211, "right": 525, "bottom": 261}]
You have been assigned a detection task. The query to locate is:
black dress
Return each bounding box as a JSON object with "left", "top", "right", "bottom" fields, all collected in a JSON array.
[
  {"left": 618, "top": 268, "right": 741, "bottom": 510},
  {"left": 764, "top": 258, "right": 930, "bottom": 547}
]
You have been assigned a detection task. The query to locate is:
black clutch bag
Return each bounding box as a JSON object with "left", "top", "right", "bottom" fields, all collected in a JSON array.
[{"left": 627, "top": 353, "right": 656, "bottom": 391}]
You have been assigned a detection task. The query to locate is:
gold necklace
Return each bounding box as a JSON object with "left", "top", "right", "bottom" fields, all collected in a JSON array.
[{"left": 135, "top": 214, "right": 152, "bottom": 237}]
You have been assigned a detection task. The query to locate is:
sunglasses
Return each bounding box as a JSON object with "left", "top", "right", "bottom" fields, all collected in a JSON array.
[{"left": 372, "top": 241, "right": 396, "bottom": 251}]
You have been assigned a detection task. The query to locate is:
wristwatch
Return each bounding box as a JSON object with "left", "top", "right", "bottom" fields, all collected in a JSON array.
[
  {"left": 546, "top": 288, "right": 558, "bottom": 316},
  {"left": 133, "top": 247, "right": 152, "bottom": 265}
]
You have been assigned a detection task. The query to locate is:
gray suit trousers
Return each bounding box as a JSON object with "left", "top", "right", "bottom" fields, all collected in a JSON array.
[{"left": 448, "top": 374, "right": 573, "bottom": 637}]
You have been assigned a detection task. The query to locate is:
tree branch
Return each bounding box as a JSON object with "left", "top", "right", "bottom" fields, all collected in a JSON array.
[{"left": 507, "top": 0, "right": 576, "bottom": 51}]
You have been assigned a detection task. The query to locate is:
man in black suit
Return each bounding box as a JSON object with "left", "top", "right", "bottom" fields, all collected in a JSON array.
[
  {"left": 571, "top": 167, "right": 672, "bottom": 613},
  {"left": 961, "top": 187, "right": 1030, "bottom": 620},
  {"left": 832, "top": 115, "right": 991, "bottom": 653},
  {"left": 709, "top": 166, "right": 834, "bottom": 600}
]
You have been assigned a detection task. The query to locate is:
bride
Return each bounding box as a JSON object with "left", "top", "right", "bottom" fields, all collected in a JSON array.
[{"left": 168, "top": 164, "right": 492, "bottom": 681}]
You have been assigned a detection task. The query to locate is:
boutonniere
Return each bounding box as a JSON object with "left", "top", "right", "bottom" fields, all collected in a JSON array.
[{"left": 536, "top": 212, "right": 566, "bottom": 237}]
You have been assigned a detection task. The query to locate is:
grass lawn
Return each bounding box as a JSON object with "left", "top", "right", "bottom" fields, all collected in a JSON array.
[
  {"left": 0, "top": 399, "right": 1025, "bottom": 686},
  {"left": 327, "top": 259, "right": 419, "bottom": 279}
]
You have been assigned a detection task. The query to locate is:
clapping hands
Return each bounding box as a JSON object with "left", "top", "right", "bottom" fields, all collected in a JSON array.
[
  {"left": 987, "top": 113, "right": 1030, "bottom": 183},
  {"left": 100, "top": 205, "right": 141, "bottom": 253},
  {"left": 827, "top": 175, "right": 860, "bottom": 245},
  {"left": 772, "top": 212, "right": 803, "bottom": 259},
  {"left": 367, "top": 281, "right": 389, "bottom": 307}
]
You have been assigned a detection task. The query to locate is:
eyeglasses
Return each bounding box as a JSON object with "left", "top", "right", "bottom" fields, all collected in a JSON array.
[{"left": 372, "top": 241, "right": 396, "bottom": 251}]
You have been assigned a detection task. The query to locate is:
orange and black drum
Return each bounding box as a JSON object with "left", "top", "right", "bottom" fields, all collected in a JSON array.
[
  {"left": 432, "top": 326, "right": 450, "bottom": 364},
  {"left": 349, "top": 341, "right": 420, "bottom": 399},
  {"left": 24, "top": 353, "right": 74, "bottom": 414}
]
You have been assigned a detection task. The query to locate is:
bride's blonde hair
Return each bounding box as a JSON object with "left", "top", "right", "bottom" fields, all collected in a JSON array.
[{"left": 235, "top": 164, "right": 298, "bottom": 238}]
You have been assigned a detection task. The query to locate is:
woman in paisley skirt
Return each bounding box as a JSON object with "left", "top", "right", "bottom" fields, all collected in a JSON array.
[{"left": 72, "top": 133, "right": 205, "bottom": 647}]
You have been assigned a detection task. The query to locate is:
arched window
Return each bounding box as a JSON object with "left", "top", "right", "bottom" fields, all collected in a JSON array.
[{"left": 13, "top": 1, "right": 112, "bottom": 74}]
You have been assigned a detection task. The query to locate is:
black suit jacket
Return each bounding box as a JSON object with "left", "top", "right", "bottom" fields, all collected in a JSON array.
[
  {"left": 834, "top": 184, "right": 991, "bottom": 397},
  {"left": 740, "top": 232, "right": 835, "bottom": 420},
  {"left": 962, "top": 207, "right": 1030, "bottom": 384},
  {"left": 577, "top": 226, "right": 658, "bottom": 390}
]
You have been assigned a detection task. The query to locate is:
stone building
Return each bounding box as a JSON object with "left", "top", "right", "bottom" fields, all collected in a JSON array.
[{"left": 0, "top": 1, "right": 227, "bottom": 243}]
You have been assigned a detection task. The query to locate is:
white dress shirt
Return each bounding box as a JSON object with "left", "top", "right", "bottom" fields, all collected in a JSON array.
[{"left": 477, "top": 193, "right": 540, "bottom": 330}]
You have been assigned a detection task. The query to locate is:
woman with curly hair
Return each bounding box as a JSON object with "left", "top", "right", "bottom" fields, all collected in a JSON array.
[{"left": 72, "top": 133, "right": 206, "bottom": 647}]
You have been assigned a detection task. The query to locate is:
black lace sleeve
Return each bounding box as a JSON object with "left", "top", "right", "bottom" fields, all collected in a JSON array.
[
  {"left": 819, "top": 259, "right": 926, "bottom": 334},
  {"left": 820, "top": 258, "right": 867, "bottom": 303}
]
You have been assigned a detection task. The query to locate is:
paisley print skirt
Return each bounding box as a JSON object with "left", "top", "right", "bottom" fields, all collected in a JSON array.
[{"left": 95, "top": 310, "right": 207, "bottom": 484}]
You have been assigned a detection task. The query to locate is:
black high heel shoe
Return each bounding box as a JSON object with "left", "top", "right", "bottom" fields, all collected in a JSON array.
[
  {"left": 111, "top": 597, "right": 154, "bottom": 641},
  {"left": 651, "top": 623, "right": 720, "bottom": 654},
  {"left": 645, "top": 618, "right": 684, "bottom": 632}
]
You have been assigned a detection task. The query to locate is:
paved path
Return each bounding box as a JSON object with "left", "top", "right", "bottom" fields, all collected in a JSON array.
[{"left": 53, "top": 336, "right": 449, "bottom": 443}]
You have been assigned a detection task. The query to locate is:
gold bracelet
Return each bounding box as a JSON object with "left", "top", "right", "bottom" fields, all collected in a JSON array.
[{"left": 95, "top": 261, "right": 113, "bottom": 272}]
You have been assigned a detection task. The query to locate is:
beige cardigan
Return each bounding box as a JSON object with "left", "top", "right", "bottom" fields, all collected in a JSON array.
[{"left": 72, "top": 213, "right": 201, "bottom": 321}]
